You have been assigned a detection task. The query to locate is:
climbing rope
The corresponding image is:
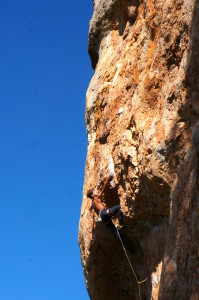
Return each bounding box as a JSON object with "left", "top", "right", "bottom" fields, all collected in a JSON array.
[{"left": 116, "top": 228, "right": 148, "bottom": 300}]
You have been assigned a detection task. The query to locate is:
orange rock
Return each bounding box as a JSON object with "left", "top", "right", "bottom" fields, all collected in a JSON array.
[{"left": 79, "top": 0, "right": 199, "bottom": 299}]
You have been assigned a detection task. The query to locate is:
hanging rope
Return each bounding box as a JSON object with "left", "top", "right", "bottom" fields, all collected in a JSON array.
[{"left": 116, "top": 228, "right": 148, "bottom": 300}]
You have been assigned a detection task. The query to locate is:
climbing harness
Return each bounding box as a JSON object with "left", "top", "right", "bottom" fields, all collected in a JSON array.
[
  {"left": 116, "top": 228, "right": 148, "bottom": 300},
  {"left": 97, "top": 214, "right": 102, "bottom": 222}
]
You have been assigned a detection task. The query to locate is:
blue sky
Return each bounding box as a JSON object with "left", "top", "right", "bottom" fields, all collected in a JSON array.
[{"left": 0, "top": 1, "right": 93, "bottom": 299}]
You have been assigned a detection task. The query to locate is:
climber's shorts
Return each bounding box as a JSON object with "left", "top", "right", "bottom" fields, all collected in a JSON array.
[
  {"left": 100, "top": 208, "right": 112, "bottom": 223},
  {"left": 100, "top": 205, "right": 123, "bottom": 223},
  {"left": 100, "top": 205, "right": 123, "bottom": 242}
]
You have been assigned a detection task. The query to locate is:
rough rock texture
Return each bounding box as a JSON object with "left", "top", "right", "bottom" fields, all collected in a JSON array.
[{"left": 79, "top": 0, "right": 199, "bottom": 299}]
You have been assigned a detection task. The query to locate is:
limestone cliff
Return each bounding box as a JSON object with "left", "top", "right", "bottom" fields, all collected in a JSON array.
[{"left": 79, "top": 0, "right": 199, "bottom": 299}]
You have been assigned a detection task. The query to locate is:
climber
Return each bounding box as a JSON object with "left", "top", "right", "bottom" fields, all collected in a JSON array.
[{"left": 87, "top": 175, "right": 125, "bottom": 241}]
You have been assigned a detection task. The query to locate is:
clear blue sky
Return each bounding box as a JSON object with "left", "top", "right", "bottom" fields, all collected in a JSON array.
[{"left": 0, "top": 1, "right": 93, "bottom": 299}]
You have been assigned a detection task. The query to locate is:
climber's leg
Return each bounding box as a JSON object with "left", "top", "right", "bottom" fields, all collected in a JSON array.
[
  {"left": 100, "top": 208, "right": 112, "bottom": 222},
  {"left": 108, "top": 205, "right": 124, "bottom": 225}
]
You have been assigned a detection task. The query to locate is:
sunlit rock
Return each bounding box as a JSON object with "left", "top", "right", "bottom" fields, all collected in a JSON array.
[{"left": 79, "top": 0, "right": 199, "bottom": 299}]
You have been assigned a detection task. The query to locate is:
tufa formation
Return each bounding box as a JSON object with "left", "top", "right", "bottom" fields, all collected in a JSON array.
[{"left": 79, "top": 0, "right": 199, "bottom": 299}]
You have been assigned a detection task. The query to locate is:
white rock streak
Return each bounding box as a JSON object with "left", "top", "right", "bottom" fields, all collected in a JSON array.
[{"left": 107, "top": 156, "right": 116, "bottom": 187}]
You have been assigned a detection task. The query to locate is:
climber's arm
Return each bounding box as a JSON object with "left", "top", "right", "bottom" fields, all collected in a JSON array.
[
  {"left": 97, "top": 175, "right": 112, "bottom": 198},
  {"left": 89, "top": 175, "right": 113, "bottom": 211}
]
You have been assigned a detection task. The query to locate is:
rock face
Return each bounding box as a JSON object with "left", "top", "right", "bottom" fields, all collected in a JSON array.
[{"left": 79, "top": 0, "right": 199, "bottom": 299}]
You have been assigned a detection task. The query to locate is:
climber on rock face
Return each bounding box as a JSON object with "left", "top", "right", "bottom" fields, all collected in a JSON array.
[{"left": 87, "top": 175, "right": 125, "bottom": 241}]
